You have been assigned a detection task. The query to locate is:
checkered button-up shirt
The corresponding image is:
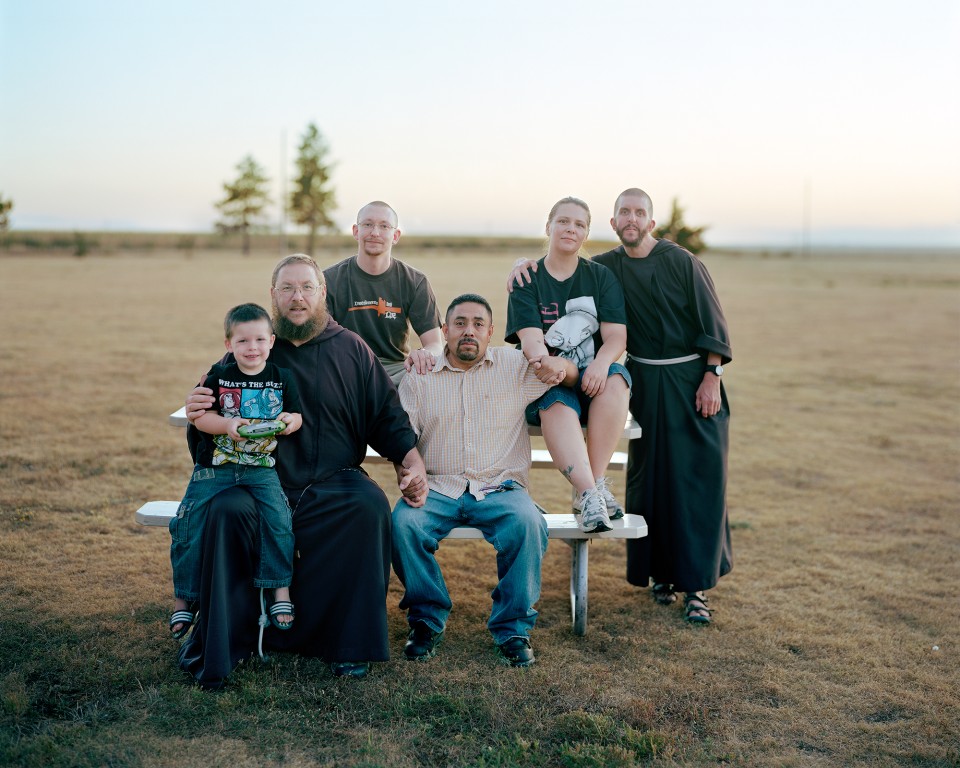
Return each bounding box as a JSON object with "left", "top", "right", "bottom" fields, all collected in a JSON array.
[{"left": 398, "top": 346, "right": 551, "bottom": 500}]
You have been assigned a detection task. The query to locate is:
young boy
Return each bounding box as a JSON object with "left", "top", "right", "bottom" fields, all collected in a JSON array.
[{"left": 169, "top": 303, "right": 303, "bottom": 639}]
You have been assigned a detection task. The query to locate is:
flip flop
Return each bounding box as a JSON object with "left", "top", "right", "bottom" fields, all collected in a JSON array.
[
  {"left": 269, "top": 601, "right": 295, "bottom": 630},
  {"left": 169, "top": 610, "right": 195, "bottom": 639}
]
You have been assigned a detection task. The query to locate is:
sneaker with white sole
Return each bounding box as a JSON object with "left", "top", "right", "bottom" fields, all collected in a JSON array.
[
  {"left": 595, "top": 476, "right": 624, "bottom": 520},
  {"left": 574, "top": 488, "right": 611, "bottom": 533}
]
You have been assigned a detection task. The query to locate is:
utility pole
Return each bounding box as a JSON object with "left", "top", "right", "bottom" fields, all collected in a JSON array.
[{"left": 278, "top": 129, "right": 286, "bottom": 258}]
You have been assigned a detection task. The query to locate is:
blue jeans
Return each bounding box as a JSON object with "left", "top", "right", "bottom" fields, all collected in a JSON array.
[
  {"left": 391, "top": 484, "right": 548, "bottom": 644},
  {"left": 170, "top": 464, "right": 293, "bottom": 601},
  {"left": 525, "top": 362, "right": 632, "bottom": 425}
]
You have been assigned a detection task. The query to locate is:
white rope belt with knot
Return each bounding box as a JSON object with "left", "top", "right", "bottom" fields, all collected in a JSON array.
[
  {"left": 626, "top": 353, "right": 701, "bottom": 365},
  {"left": 258, "top": 588, "right": 269, "bottom": 659}
]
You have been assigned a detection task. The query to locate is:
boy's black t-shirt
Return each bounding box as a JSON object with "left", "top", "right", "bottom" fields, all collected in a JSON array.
[{"left": 195, "top": 361, "right": 301, "bottom": 469}]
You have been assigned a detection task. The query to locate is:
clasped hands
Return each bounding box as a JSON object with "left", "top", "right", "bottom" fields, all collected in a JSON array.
[
  {"left": 396, "top": 465, "right": 427, "bottom": 508},
  {"left": 529, "top": 354, "right": 567, "bottom": 386}
]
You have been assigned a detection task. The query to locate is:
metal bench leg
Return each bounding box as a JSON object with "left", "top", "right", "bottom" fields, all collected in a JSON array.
[{"left": 568, "top": 539, "right": 589, "bottom": 636}]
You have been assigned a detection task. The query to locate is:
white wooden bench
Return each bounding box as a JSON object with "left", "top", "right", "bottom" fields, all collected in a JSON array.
[
  {"left": 141, "top": 408, "right": 646, "bottom": 635},
  {"left": 167, "top": 407, "right": 637, "bottom": 471}
]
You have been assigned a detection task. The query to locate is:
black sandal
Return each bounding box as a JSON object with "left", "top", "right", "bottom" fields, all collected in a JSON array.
[
  {"left": 169, "top": 610, "right": 195, "bottom": 639},
  {"left": 683, "top": 592, "right": 712, "bottom": 624},
  {"left": 651, "top": 583, "right": 677, "bottom": 605},
  {"left": 269, "top": 601, "right": 295, "bottom": 630}
]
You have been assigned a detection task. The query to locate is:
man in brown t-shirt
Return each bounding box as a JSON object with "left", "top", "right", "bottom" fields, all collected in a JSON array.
[{"left": 324, "top": 201, "right": 443, "bottom": 384}]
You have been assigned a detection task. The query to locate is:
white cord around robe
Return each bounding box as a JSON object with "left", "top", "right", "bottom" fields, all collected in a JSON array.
[{"left": 257, "top": 587, "right": 269, "bottom": 659}]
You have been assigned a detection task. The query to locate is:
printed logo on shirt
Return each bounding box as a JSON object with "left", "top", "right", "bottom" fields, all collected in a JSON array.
[
  {"left": 539, "top": 302, "right": 561, "bottom": 326},
  {"left": 347, "top": 297, "right": 403, "bottom": 320}
]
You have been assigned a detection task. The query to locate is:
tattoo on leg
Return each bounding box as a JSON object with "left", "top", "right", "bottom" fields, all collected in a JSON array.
[{"left": 561, "top": 466, "right": 574, "bottom": 480}]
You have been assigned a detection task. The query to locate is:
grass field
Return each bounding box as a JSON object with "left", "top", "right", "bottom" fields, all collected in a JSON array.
[{"left": 1, "top": 242, "right": 958, "bottom": 767}]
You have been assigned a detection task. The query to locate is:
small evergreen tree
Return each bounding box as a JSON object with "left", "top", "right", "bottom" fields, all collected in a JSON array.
[
  {"left": 288, "top": 123, "right": 337, "bottom": 256},
  {"left": 215, "top": 155, "right": 271, "bottom": 255},
  {"left": 0, "top": 194, "right": 13, "bottom": 232},
  {"left": 654, "top": 198, "right": 708, "bottom": 254}
]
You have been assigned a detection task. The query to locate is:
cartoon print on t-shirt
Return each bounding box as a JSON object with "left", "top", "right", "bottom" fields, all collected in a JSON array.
[
  {"left": 544, "top": 296, "right": 599, "bottom": 368},
  {"left": 211, "top": 433, "right": 278, "bottom": 466},
  {"left": 240, "top": 389, "right": 264, "bottom": 419},
  {"left": 219, "top": 390, "right": 241, "bottom": 418},
  {"left": 211, "top": 381, "right": 285, "bottom": 467},
  {"left": 258, "top": 387, "right": 283, "bottom": 419},
  {"left": 238, "top": 386, "right": 283, "bottom": 419}
]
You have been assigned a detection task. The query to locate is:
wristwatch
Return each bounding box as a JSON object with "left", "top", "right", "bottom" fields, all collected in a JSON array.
[{"left": 704, "top": 364, "right": 724, "bottom": 377}]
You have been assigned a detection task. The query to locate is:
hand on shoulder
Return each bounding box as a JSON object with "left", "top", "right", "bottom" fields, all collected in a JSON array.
[
  {"left": 506, "top": 259, "right": 539, "bottom": 293},
  {"left": 404, "top": 348, "right": 438, "bottom": 375}
]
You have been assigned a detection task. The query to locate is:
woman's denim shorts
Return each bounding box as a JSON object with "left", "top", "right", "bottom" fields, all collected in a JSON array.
[{"left": 525, "top": 362, "right": 631, "bottom": 426}]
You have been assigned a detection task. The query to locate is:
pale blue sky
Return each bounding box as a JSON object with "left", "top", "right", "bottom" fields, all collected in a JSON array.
[{"left": 2, "top": 0, "right": 958, "bottom": 246}]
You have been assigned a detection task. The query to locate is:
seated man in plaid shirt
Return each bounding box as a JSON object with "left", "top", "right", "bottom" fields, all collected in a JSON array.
[{"left": 391, "top": 293, "right": 576, "bottom": 668}]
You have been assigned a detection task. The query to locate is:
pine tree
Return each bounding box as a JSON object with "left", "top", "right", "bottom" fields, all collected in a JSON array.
[
  {"left": 654, "top": 198, "right": 708, "bottom": 254},
  {"left": 288, "top": 123, "right": 336, "bottom": 256},
  {"left": 215, "top": 155, "right": 271, "bottom": 255},
  {"left": 0, "top": 194, "right": 13, "bottom": 232}
]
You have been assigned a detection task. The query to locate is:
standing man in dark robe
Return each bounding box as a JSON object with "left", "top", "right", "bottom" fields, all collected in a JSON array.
[
  {"left": 508, "top": 188, "right": 733, "bottom": 624},
  {"left": 181, "top": 254, "right": 427, "bottom": 687},
  {"left": 592, "top": 188, "right": 732, "bottom": 624}
]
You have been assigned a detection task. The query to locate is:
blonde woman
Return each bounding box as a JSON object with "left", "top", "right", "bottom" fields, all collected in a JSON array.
[{"left": 505, "top": 197, "right": 630, "bottom": 533}]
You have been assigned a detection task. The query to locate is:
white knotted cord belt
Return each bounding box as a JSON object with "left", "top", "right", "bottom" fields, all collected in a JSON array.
[
  {"left": 626, "top": 353, "right": 701, "bottom": 365},
  {"left": 258, "top": 588, "right": 269, "bottom": 659}
]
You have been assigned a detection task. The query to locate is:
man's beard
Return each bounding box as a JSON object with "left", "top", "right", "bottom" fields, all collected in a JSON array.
[
  {"left": 272, "top": 297, "right": 330, "bottom": 343},
  {"left": 615, "top": 225, "right": 643, "bottom": 248},
  {"left": 454, "top": 338, "right": 480, "bottom": 362}
]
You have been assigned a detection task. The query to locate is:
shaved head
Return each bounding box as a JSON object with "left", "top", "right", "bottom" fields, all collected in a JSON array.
[{"left": 614, "top": 188, "right": 653, "bottom": 219}]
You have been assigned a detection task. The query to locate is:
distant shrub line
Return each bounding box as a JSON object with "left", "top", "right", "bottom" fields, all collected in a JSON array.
[{"left": 0, "top": 231, "right": 622, "bottom": 257}]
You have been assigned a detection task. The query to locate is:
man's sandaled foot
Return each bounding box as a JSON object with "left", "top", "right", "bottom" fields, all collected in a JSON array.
[
  {"left": 684, "top": 591, "right": 712, "bottom": 624},
  {"left": 651, "top": 583, "right": 677, "bottom": 605},
  {"left": 169, "top": 610, "right": 195, "bottom": 639}
]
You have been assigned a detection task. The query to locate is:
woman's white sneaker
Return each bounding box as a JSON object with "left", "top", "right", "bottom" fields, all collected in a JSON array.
[
  {"left": 574, "top": 489, "right": 611, "bottom": 533},
  {"left": 595, "top": 476, "right": 624, "bottom": 520}
]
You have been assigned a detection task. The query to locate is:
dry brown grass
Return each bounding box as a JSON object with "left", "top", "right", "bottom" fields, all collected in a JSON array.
[{"left": 1, "top": 244, "right": 958, "bottom": 766}]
